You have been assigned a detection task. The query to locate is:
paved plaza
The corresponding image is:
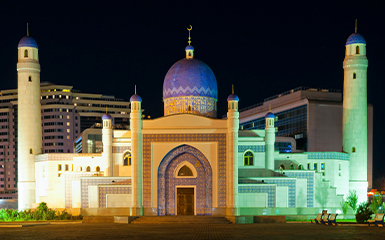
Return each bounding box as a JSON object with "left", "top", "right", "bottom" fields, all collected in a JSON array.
[{"left": 0, "top": 222, "right": 384, "bottom": 240}]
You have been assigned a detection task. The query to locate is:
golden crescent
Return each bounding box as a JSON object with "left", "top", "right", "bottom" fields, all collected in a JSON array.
[{"left": 187, "top": 25, "right": 192, "bottom": 31}]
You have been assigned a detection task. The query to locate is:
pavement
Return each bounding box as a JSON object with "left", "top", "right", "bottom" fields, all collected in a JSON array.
[{"left": 0, "top": 222, "right": 384, "bottom": 239}]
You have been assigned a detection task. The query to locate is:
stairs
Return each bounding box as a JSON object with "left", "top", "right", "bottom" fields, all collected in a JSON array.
[{"left": 131, "top": 216, "right": 232, "bottom": 224}]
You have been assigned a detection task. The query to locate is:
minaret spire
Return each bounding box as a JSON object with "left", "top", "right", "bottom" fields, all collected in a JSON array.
[
  {"left": 355, "top": 19, "right": 357, "bottom": 33},
  {"left": 232, "top": 84, "right": 234, "bottom": 94},
  {"left": 27, "top": 23, "right": 29, "bottom": 36},
  {"left": 135, "top": 85, "right": 137, "bottom": 95},
  {"left": 187, "top": 25, "right": 192, "bottom": 45}
]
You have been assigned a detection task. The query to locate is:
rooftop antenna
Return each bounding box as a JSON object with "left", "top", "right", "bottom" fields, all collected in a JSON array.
[
  {"left": 355, "top": 19, "right": 357, "bottom": 33},
  {"left": 27, "top": 23, "right": 29, "bottom": 36},
  {"left": 187, "top": 25, "right": 192, "bottom": 45}
]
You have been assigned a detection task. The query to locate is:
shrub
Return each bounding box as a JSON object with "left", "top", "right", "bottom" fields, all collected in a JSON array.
[
  {"left": 347, "top": 190, "right": 358, "bottom": 213},
  {"left": 340, "top": 200, "right": 349, "bottom": 215},
  {"left": 370, "top": 192, "right": 382, "bottom": 214},
  {"left": 355, "top": 202, "right": 373, "bottom": 223}
]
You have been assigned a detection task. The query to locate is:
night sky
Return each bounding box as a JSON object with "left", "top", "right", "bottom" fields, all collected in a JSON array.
[{"left": 0, "top": 2, "right": 384, "bottom": 181}]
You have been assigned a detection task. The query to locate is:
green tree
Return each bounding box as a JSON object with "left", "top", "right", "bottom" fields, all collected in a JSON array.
[
  {"left": 347, "top": 190, "right": 358, "bottom": 212},
  {"left": 355, "top": 202, "right": 373, "bottom": 223},
  {"left": 340, "top": 200, "right": 349, "bottom": 215},
  {"left": 370, "top": 192, "right": 382, "bottom": 214}
]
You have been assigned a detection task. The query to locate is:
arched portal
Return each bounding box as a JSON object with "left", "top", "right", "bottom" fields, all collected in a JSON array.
[{"left": 158, "top": 145, "right": 212, "bottom": 216}]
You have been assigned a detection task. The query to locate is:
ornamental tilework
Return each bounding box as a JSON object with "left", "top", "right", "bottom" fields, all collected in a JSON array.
[
  {"left": 263, "top": 179, "right": 296, "bottom": 208},
  {"left": 285, "top": 171, "right": 315, "bottom": 207},
  {"left": 80, "top": 177, "right": 131, "bottom": 208},
  {"left": 239, "top": 185, "right": 276, "bottom": 207},
  {"left": 143, "top": 133, "right": 226, "bottom": 211},
  {"left": 64, "top": 173, "right": 94, "bottom": 208},
  {"left": 164, "top": 96, "right": 217, "bottom": 117},
  {"left": 307, "top": 152, "right": 349, "bottom": 160},
  {"left": 158, "top": 147, "right": 212, "bottom": 215},
  {"left": 98, "top": 186, "right": 132, "bottom": 208},
  {"left": 112, "top": 146, "right": 130, "bottom": 154},
  {"left": 238, "top": 145, "right": 265, "bottom": 153}
]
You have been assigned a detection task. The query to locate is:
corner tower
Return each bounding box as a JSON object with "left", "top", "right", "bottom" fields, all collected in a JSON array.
[
  {"left": 343, "top": 21, "right": 368, "bottom": 204},
  {"left": 17, "top": 26, "right": 42, "bottom": 210},
  {"left": 102, "top": 113, "right": 113, "bottom": 176},
  {"left": 265, "top": 111, "right": 275, "bottom": 171}
]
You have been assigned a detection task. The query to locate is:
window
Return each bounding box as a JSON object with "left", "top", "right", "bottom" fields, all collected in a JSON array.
[
  {"left": 298, "top": 164, "right": 303, "bottom": 170},
  {"left": 321, "top": 162, "right": 325, "bottom": 170},
  {"left": 290, "top": 163, "right": 294, "bottom": 170},
  {"left": 352, "top": 147, "right": 355, "bottom": 153},
  {"left": 96, "top": 166, "right": 100, "bottom": 172},
  {"left": 313, "top": 163, "right": 317, "bottom": 171},
  {"left": 58, "top": 164, "right": 62, "bottom": 171},
  {"left": 178, "top": 166, "right": 193, "bottom": 176},
  {"left": 65, "top": 164, "right": 69, "bottom": 171},
  {"left": 244, "top": 151, "right": 254, "bottom": 166},
  {"left": 30, "top": 148, "right": 33, "bottom": 154},
  {"left": 24, "top": 49, "right": 28, "bottom": 58},
  {"left": 339, "top": 163, "right": 341, "bottom": 171},
  {"left": 29, "top": 76, "right": 32, "bottom": 82},
  {"left": 353, "top": 73, "right": 356, "bottom": 79},
  {"left": 123, "top": 151, "right": 131, "bottom": 166},
  {"left": 86, "top": 166, "right": 90, "bottom": 172},
  {"left": 307, "top": 163, "right": 310, "bottom": 170},
  {"left": 356, "top": 45, "right": 360, "bottom": 54}
]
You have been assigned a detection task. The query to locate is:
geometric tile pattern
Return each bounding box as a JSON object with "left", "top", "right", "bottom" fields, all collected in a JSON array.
[
  {"left": 80, "top": 177, "right": 131, "bottom": 208},
  {"left": 98, "top": 186, "right": 132, "bottom": 208},
  {"left": 238, "top": 145, "right": 265, "bottom": 153},
  {"left": 112, "top": 146, "right": 131, "bottom": 153},
  {"left": 64, "top": 172, "right": 94, "bottom": 208},
  {"left": 238, "top": 185, "right": 276, "bottom": 207},
  {"left": 307, "top": 152, "right": 349, "bottom": 160},
  {"left": 263, "top": 179, "right": 296, "bottom": 208},
  {"left": 35, "top": 153, "right": 102, "bottom": 162},
  {"left": 158, "top": 145, "right": 212, "bottom": 215},
  {"left": 285, "top": 171, "right": 315, "bottom": 207},
  {"left": 143, "top": 133, "right": 226, "bottom": 210}
]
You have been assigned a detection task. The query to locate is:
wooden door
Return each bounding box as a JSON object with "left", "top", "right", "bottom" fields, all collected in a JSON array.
[{"left": 177, "top": 188, "right": 194, "bottom": 215}]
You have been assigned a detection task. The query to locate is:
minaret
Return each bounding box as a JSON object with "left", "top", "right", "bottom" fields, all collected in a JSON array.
[
  {"left": 343, "top": 20, "right": 368, "bottom": 204},
  {"left": 102, "top": 113, "right": 113, "bottom": 176},
  {"left": 130, "top": 86, "right": 143, "bottom": 215},
  {"left": 265, "top": 108, "right": 275, "bottom": 171},
  {"left": 17, "top": 24, "right": 42, "bottom": 210},
  {"left": 226, "top": 86, "right": 239, "bottom": 216}
]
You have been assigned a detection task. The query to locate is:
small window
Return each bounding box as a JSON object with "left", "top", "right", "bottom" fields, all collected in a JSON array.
[
  {"left": 188, "top": 52, "right": 191, "bottom": 56},
  {"left": 30, "top": 148, "right": 33, "bottom": 154},
  {"left": 298, "top": 164, "right": 303, "bottom": 170},
  {"left": 123, "top": 151, "right": 131, "bottom": 166},
  {"left": 353, "top": 73, "right": 356, "bottom": 79},
  {"left": 352, "top": 147, "right": 356, "bottom": 153},
  {"left": 356, "top": 45, "right": 360, "bottom": 54},
  {"left": 24, "top": 49, "right": 28, "bottom": 58},
  {"left": 244, "top": 151, "right": 254, "bottom": 166},
  {"left": 339, "top": 163, "right": 341, "bottom": 171},
  {"left": 313, "top": 163, "right": 317, "bottom": 171},
  {"left": 280, "top": 164, "right": 285, "bottom": 170},
  {"left": 96, "top": 166, "right": 100, "bottom": 172},
  {"left": 188, "top": 105, "right": 192, "bottom": 112},
  {"left": 307, "top": 163, "right": 310, "bottom": 170},
  {"left": 86, "top": 166, "right": 90, "bottom": 172},
  {"left": 321, "top": 163, "right": 325, "bottom": 170},
  {"left": 178, "top": 165, "right": 193, "bottom": 176},
  {"left": 65, "top": 164, "right": 69, "bottom": 171},
  {"left": 58, "top": 164, "right": 62, "bottom": 171},
  {"left": 290, "top": 163, "right": 294, "bottom": 170},
  {"left": 28, "top": 76, "right": 32, "bottom": 82}
]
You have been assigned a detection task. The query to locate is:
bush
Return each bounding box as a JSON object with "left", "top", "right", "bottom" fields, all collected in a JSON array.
[
  {"left": 355, "top": 202, "right": 373, "bottom": 223},
  {"left": 340, "top": 200, "right": 349, "bottom": 215},
  {"left": 347, "top": 190, "right": 358, "bottom": 213},
  {"left": 370, "top": 192, "right": 382, "bottom": 214}
]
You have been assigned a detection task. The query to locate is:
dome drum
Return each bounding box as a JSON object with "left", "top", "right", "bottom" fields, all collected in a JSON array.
[{"left": 164, "top": 96, "right": 217, "bottom": 118}]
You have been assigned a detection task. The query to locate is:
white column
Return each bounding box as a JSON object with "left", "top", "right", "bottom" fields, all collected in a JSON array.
[
  {"left": 102, "top": 117, "right": 113, "bottom": 176},
  {"left": 265, "top": 116, "right": 275, "bottom": 171}
]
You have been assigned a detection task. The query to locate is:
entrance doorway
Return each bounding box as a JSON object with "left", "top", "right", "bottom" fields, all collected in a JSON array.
[{"left": 177, "top": 188, "right": 194, "bottom": 215}]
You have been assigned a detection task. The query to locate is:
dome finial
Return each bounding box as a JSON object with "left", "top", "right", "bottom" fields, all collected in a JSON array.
[
  {"left": 187, "top": 25, "right": 192, "bottom": 45},
  {"left": 355, "top": 19, "right": 357, "bottom": 33},
  {"left": 27, "top": 23, "right": 29, "bottom": 36},
  {"left": 232, "top": 84, "right": 234, "bottom": 94},
  {"left": 135, "top": 85, "right": 137, "bottom": 95}
]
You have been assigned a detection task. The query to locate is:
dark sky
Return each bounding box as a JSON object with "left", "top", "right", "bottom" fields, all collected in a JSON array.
[{"left": 0, "top": 1, "right": 384, "bottom": 181}]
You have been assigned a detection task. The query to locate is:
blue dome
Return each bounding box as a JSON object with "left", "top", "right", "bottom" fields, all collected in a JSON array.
[
  {"left": 18, "top": 36, "right": 38, "bottom": 49},
  {"left": 346, "top": 33, "right": 366, "bottom": 45},
  {"left": 163, "top": 58, "right": 218, "bottom": 99},
  {"left": 185, "top": 45, "right": 194, "bottom": 51},
  {"left": 265, "top": 112, "right": 275, "bottom": 118},
  {"left": 130, "top": 94, "right": 142, "bottom": 102},
  {"left": 227, "top": 93, "right": 239, "bottom": 101},
  {"left": 102, "top": 113, "right": 112, "bottom": 120}
]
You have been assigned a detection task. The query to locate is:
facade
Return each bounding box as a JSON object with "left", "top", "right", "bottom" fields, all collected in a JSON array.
[
  {"left": 16, "top": 27, "right": 370, "bottom": 215},
  {"left": 238, "top": 87, "right": 373, "bottom": 189}
]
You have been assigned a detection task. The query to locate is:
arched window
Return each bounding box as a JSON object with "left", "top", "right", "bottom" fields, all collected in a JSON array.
[
  {"left": 28, "top": 76, "right": 32, "bottom": 82},
  {"left": 24, "top": 49, "right": 28, "bottom": 58},
  {"left": 178, "top": 165, "right": 193, "bottom": 176},
  {"left": 30, "top": 148, "right": 33, "bottom": 154},
  {"left": 353, "top": 73, "right": 356, "bottom": 79},
  {"left": 244, "top": 151, "right": 254, "bottom": 166},
  {"left": 298, "top": 164, "right": 303, "bottom": 170},
  {"left": 188, "top": 105, "right": 192, "bottom": 112},
  {"left": 123, "top": 151, "right": 131, "bottom": 166},
  {"left": 352, "top": 147, "right": 356, "bottom": 153},
  {"left": 188, "top": 52, "right": 191, "bottom": 56},
  {"left": 356, "top": 45, "right": 360, "bottom": 54},
  {"left": 86, "top": 166, "right": 91, "bottom": 172},
  {"left": 77, "top": 166, "right": 82, "bottom": 172},
  {"left": 96, "top": 166, "right": 100, "bottom": 172},
  {"left": 290, "top": 163, "right": 295, "bottom": 170},
  {"left": 280, "top": 164, "right": 285, "bottom": 170}
]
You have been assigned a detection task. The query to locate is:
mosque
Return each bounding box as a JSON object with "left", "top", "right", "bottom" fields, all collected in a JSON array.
[{"left": 17, "top": 25, "right": 368, "bottom": 216}]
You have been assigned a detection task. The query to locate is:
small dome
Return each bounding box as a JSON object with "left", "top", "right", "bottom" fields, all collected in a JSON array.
[
  {"left": 130, "top": 94, "right": 142, "bottom": 102},
  {"left": 102, "top": 113, "right": 112, "bottom": 120},
  {"left": 18, "top": 36, "right": 38, "bottom": 49},
  {"left": 163, "top": 58, "right": 218, "bottom": 99},
  {"left": 227, "top": 93, "right": 239, "bottom": 101},
  {"left": 185, "top": 45, "right": 194, "bottom": 51},
  {"left": 265, "top": 112, "right": 275, "bottom": 118},
  {"left": 346, "top": 33, "right": 366, "bottom": 45}
]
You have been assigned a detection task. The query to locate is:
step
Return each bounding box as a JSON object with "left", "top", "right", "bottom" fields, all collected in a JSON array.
[{"left": 131, "top": 216, "right": 231, "bottom": 224}]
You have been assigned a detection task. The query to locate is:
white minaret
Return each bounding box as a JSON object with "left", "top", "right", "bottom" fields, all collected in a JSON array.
[
  {"left": 17, "top": 25, "right": 42, "bottom": 210},
  {"left": 130, "top": 87, "right": 143, "bottom": 216},
  {"left": 226, "top": 87, "right": 239, "bottom": 216},
  {"left": 265, "top": 110, "right": 275, "bottom": 171},
  {"left": 343, "top": 20, "right": 368, "bottom": 204},
  {"left": 102, "top": 113, "right": 113, "bottom": 176}
]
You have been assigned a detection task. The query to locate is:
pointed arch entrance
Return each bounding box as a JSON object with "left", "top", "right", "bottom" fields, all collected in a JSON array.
[{"left": 158, "top": 144, "right": 212, "bottom": 215}]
